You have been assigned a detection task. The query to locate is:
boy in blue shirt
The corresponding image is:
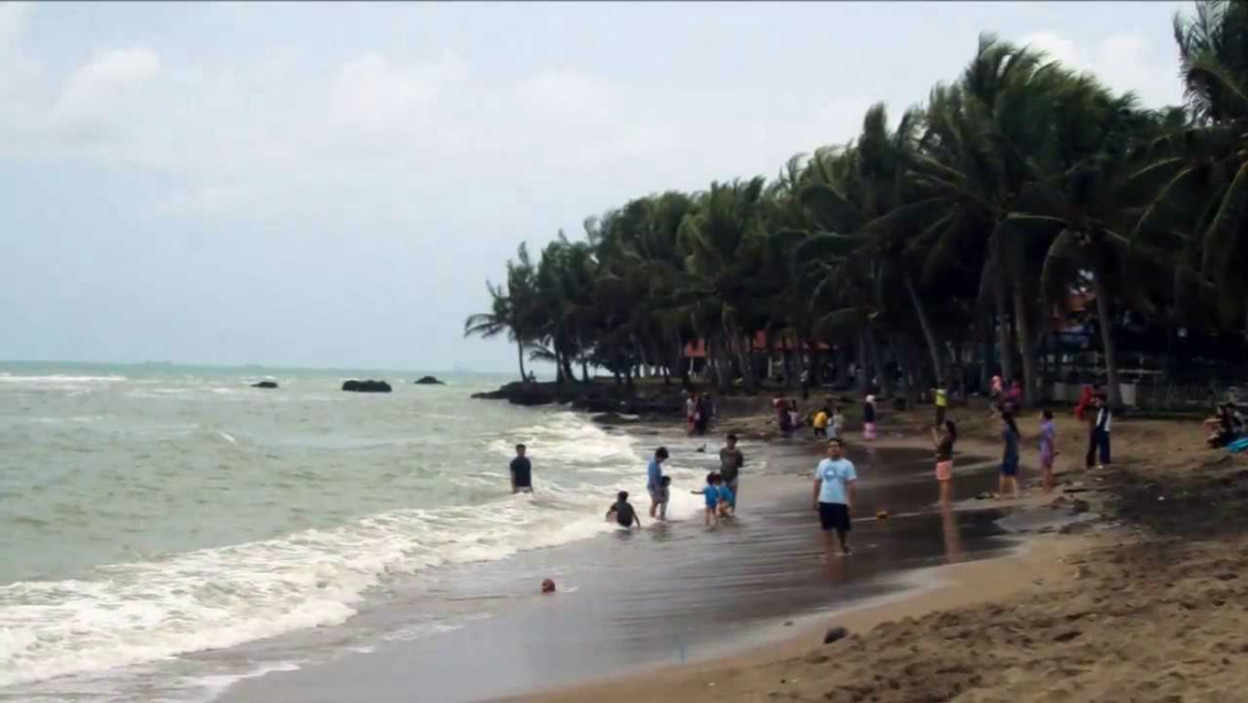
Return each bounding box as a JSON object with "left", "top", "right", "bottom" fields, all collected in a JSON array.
[
  {"left": 691, "top": 472, "right": 725, "bottom": 527},
  {"left": 647, "top": 447, "right": 670, "bottom": 520},
  {"left": 813, "top": 438, "right": 858, "bottom": 555}
]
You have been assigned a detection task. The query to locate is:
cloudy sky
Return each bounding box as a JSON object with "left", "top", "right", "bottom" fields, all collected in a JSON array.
[{"left": 0, "top": 1, "right": 1191, "bottom": 372}]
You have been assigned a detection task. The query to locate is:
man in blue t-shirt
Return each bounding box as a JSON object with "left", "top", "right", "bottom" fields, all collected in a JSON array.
[
  {"left": 646, "top": 447, "right": 670, "bottom": 519},
  {"left": 812, "top": 438, "right": 858, "bottom": 555}
]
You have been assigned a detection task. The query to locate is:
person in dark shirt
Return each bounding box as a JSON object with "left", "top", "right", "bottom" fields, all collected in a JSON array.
[
  {"left": 509, "top": 444, "right": 533, "bottom": 494},
  {"left": 718, "top": 433, "right": 745, "bottom": 501},
  {"left": 606, "top": 491, "right": 641, "bottom": 529}
]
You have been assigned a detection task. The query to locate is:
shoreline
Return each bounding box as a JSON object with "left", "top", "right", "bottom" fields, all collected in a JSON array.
[
  {"left": 506, "top": 531, "right": 1095, "bottom": 703},
  {"left": 511, "top": 403, "right": 1248, "bottom": 703},
  {"left": 217, "top": 416, "right": 1025, "bottom": 703}
]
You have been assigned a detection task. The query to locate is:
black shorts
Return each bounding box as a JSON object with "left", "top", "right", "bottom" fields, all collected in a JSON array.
[{"left": 819, "top": 502, "right": 851, "bottom": 532}]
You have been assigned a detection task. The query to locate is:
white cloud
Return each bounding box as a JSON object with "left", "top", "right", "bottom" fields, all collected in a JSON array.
[
  {"left": 0, "top": 1, "right": 31, "bottom": 46},
  {"left": 1020, "top": 30, "right": 1181, "bottom": 108},
  {"left": 50, "top": 47, "right": 161, "bottom": 139},
  {"left": 328, "top": 51, "right": 465, "bottom": 132}
]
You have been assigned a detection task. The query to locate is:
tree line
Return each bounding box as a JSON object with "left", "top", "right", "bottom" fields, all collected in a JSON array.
[{"left": 466, "top": 0, "right": 1248, "bottom": 408}]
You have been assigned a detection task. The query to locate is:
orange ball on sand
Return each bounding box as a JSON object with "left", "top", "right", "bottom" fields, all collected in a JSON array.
[{"left": 876, "top": 510, "right": 890, "bottom": 520}]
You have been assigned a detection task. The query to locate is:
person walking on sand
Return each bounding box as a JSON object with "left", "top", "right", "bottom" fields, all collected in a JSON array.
[
  {"left": 1000, "top": 414, "right": 1021, "bottom": 499},
  {"left": 931, "top": 420, "right": 956, "bottom": 504},
  {"left": 812, "top": 406, "right": 830, "bottom": 439},
  {"left": 1074, "top": 384, "right": 1093, "bottom": 422},
  {"left": 862, "top": 395, "right": 877, "bottom": 442},
  {"left": 813, "top": 438, "right": 858, "bottom": 556},
  {"left": 933, "top": 381, "right": 948, "bottom": 427},
  {"left": 774, "top": 393, "right": 792, "bottom": 438},
  {"left": 510, "top": 444, "right": 533, "bottom": 494},
  {"left": 647, "top": 447, "right": 670, "bottom": 519},
  {"left": 686, "top": 392, "right": 700, "bottom": 436},
  {"left": 1039, "top": 410, "right": 1057, "bottom": 494},
  {"left": 830, "top": 405, "right": 846, "bottom": 441},
  {"left": 1086, "top": 395, "right": 1112, "bottom": 469},
  {"left": 718, "top": 433, "right": 745, "bottom": 502}
]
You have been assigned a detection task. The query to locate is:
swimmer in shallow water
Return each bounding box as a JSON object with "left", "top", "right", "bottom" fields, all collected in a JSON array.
[{"left": 606, "top": 490, "right": 641, "bottom": 529}]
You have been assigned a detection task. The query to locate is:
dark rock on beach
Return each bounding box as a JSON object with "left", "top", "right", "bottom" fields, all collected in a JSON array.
[
  {"left": 823, "top": 626, "right": 849, "bottom": 644},
  {"left": 471, "top": 381, "right": 683, "bottom": 418},
  {"left": 342, "top": 379, "right": 392, "bottom": 393},
  {"left": 414, "top": 376, "right": 445, "bottom": 385},
  {"left": 251, "top": 381, "right": 278, "bottom": 389}
]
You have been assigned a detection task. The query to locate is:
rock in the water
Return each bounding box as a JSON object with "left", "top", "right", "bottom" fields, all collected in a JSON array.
[
  {"left": 413, "top": 376, "right": 444, "bottom": 385},
  {"left": 342, "top": 379, "right": 392, "bottom": 393},
  {"left": 823, "top": 626, "right": 849, "bottom": 644},
  {"left": 251, "top": 381, "right": 278, "bottom": 389}
]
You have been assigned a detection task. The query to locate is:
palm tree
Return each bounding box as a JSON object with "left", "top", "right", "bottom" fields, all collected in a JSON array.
[{"left": 463, "top": 243, "right": 538, "bottom": 382}]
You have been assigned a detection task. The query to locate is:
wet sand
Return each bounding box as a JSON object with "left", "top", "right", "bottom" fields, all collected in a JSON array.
[
  {"left": 221, "top": 436, "right": 1017, "bottom": 703},
  {"left": 511, "top": 409, "right": 1248, "bottom": 703}
]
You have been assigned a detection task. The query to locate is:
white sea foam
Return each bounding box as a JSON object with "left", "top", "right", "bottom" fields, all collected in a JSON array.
[
  {"left": 0, "top": 374, "right": 127, "bottom": 384},
  {"left": 0, "top": 411, "right": 696, "bottom": 690}
]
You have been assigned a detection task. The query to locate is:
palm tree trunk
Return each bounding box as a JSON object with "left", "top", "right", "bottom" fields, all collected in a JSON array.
[
  {"left": 581, "top": 357, "right": 590, "bottom": 384},
  {"left": 903, "top": 270, "right": 944, "bottom": 384},
  {"left": 866, "top": 325, "right": 891, "bottom": 397},
  {"left": 1090, "top": 265, "right": 1124, "bottom": 408},
  {"left": 1012, "top": 287, "right": 1038, "bottom": 407},
  {"left": 994, "top": 268, "right": 1015, "bottom": 386},
  {"left": 517, "top": 341, "right": 527, "bottom": 382},
  {"left": 855, "top": 336, "right": 868, "bottom": 392}
]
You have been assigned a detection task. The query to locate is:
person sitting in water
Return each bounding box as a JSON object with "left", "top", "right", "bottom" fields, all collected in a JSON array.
[{"left": 606, "top": 491, "right": 641, "bottom": 529}]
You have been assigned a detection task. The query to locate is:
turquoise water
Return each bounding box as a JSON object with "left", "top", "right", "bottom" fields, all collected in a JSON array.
[{"left": 0, "top": 362, "right": 704, "bottom": 695}]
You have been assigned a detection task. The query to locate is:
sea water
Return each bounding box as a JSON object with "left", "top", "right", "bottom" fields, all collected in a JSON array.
[{"left": 0, "top": 362, "right": 703, "bottom": 700}]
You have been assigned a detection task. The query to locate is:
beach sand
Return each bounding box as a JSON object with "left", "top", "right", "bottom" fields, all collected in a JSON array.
[
  {"left": 221, "top": 421, "right": 1020, "bottom": 703},
  {"left": 512, "top": 404, "right": 1248, "bottom": 703},
  {"left": 222, "top": 400, "right": 1248, "bottom": 703}
]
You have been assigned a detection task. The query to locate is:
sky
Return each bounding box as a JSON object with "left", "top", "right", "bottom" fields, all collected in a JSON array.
[{"left": 0, "top": 1, "right": 1192, "bottom": 372}]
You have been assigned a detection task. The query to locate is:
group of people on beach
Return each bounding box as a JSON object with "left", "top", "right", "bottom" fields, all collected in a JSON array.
[
  {"left": 607, "top": 432, "right": 746, "bottom": 530},
  {"left": 924, "top": 382, "right": 1115, "bottom": 504},
  {"left": 774, "top": 392, "right": 854, "bottom": 442},
  {"left": 508, "top": 379, "right": 1130, "bottom": 560}
]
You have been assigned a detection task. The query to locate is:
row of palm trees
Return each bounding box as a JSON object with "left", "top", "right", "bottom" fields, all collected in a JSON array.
[{"left": 467, "top": 1, "right": 1248, "bottom": 407}]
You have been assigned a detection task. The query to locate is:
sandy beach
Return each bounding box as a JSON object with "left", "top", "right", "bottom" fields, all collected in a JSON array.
[
  {"left": 219, "top": 404, "right": 1035, "bottom": 703},
  {"left": 507, "top": 404, "right": 1248, "bottom": 703}
]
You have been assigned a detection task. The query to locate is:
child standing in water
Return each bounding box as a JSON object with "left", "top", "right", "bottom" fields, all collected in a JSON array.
[
  {"left": 1039, "top": 410, "right": 1057, "bottom": 494},
  {"left": 862, "top": 395, "right": 877, "bottom": 442},
  {"left": 1000, "top": 414, "right": 1021, "bottom": 499},
  {"left": 656, "top": 476, "right": 672, "bottom": 520},
  {"left": 931, "top": 420, "right": 956, "bottom": 504},
  {"left": 691, "top": 472, "right": 723, "bottom": 528}
]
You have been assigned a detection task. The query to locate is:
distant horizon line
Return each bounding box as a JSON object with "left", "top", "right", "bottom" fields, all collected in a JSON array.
[{"left": 0, "top": 359, "right": 527, "bottom": 376}]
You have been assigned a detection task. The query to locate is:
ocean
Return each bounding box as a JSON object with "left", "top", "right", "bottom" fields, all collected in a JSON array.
[{"left": 0, "top": 362, "right": 708, "bottom": 701}]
